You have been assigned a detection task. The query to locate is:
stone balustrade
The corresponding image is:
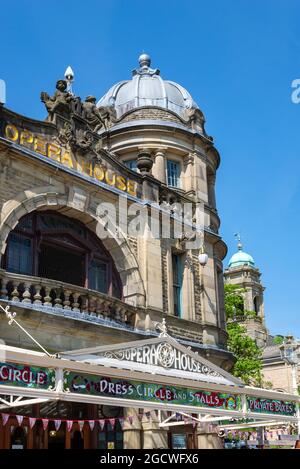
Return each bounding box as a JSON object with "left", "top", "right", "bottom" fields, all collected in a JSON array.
[{"left": 0, "top": 269, "right": 136, "bottom": 326}]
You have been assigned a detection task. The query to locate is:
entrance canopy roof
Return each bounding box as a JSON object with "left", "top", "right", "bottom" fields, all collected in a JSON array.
[
  {"left": 61, "top": 335, "right": 243, "bottom": 387},
  {"left": 0, "top": 331, "right": 299, "bottom": 424}
]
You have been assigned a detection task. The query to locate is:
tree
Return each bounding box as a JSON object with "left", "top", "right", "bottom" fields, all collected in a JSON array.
[{"left": 224, "top": 284, "right": 263, "bottom": 386}]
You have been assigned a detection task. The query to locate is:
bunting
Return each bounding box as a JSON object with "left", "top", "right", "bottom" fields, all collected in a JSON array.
[
  {"left": 29, "top": 417, "right": 36, "bottom": 429},
  {"left": 54, "top": 420, "right": 61, "bottom": 431},
  {"left": 99, "top": 419, "right": 105, "bottom": 430},
  {"left": 78, "top": 421, "right": 85, "bottom": 432},
  {"left": 66, "top": 420, "right": 73, "bottom": 432},
  {"left": 16, "top": 415, "right": 24, "bottom": 426},
  {"left": 42, "top": 419, "right": 49, "bottom": 431},
  {"left": 88, "top": 420, "right": 95, "bottom": 432},
  {"left": 109, "top": 419, "right": 115, "bottom": 430},
  {"left": 1, "top": 414, "right": 9, "bottom": 426}
]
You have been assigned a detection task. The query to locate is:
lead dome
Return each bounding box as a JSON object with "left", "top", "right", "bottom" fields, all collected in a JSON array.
[{"left": 97, "top": 54, "right": 199, "bottom": 120}]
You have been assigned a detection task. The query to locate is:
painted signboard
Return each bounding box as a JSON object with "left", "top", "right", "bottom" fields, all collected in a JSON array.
[
  {"left": 65, "top": 372, "right": 241, "bottom": 411},
  {"left": 247, "top": 396, "right": 296, "bottom": 417},
  {"left": 0, "top": 362, "right": 55, "bottom": 389}
]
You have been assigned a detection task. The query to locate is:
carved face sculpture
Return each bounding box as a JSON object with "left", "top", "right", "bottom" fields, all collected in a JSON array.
[
  {"left": 56, "top": 80, "right": 67, "bottom": 92},
  {"left": 85, "top": 96, "right": 96, "bottom": 104}
]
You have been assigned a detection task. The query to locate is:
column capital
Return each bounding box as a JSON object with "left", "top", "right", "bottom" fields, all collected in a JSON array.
[{"left": 183, "top": 152, "right": 195, "bottom": 167}]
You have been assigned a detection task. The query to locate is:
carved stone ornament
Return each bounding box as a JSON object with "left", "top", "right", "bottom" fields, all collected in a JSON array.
[
  {"left": 156, "top": 342, "right": 175, "bottom": 368},
  {"left": 41, "top": 80, "right": 74, "bottom": 115}
]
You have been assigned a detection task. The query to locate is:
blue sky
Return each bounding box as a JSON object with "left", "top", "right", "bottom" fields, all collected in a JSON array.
[{"left": 1, "top": 0, "right": 299, "bottom": 336}]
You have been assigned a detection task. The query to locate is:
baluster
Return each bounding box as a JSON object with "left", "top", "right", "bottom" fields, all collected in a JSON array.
[
  {"left": 95, "top": 298, "right": 104, "bottom": 318},
  {"left": 33, "top": 284, "right": 42, "bottom": 305},
  {"left": 0, "top": 278, "right": 8, "bottom": 299},
  {"left": 72, "top": 293, "right": 80, "bottom": 312},
  {"left": 63, "top": 290, "right": 72, "bottom": 310},
  {"left": 54, "top": 289, "right": 62, "bottom": 308},
  {"left": 80, "top": 295, "right": 89, "bottom": 313},
  {"left": 11, "top": 282, "right": 20, "bottom": 302},
  {"left": 120, "top": 307, "right": 127, "bottom": 323},
  {"left": 43, "top": 287, "right": 52, "bottom": 307},
  {"left": 22, "top": 283, "right": 32, "bottom": 304}
]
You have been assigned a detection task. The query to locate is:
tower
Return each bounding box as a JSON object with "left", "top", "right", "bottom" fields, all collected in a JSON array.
[{"left": 224, "top": 235, "right": 268, "bottom": 347}]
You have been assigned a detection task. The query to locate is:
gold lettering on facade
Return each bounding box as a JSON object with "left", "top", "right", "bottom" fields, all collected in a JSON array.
[
  {"left": 5, "top": 124, "right": 19, "bottom": 141},
  {"left": 20, "top": 130, "right": 34, "bottom": 146},
  {"left": 47, "top": 143, "right": 61, "bottom": 161},
  {"left": 33, "top": 137, "right": 47, "bottom": 156},
  {"left": 4, "top": 124, "right": 138, "bottom": 197}
]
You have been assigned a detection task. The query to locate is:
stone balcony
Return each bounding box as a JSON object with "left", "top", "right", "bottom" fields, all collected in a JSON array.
[{"left": 0, "top": 269, "right": 136, "bottom": 327}]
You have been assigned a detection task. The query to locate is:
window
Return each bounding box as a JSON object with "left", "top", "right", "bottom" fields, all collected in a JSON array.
[
  {"left": 88, "top": 259, "right": 108, "bottom": 294},
  {"left": 124, "top": 159, "right": 137, "bottom": 172},
  {"left": 3, "top": 212, "right": 122, "bottom": 299},
  {"left": 172, "top": 254, "right": 183, "bottom": 317},
  {"left": 167, "top": 160, "right": 180, "bottom": 188},
  {"left": 7, "top": 233, "right": 32, "bottom": 275}
]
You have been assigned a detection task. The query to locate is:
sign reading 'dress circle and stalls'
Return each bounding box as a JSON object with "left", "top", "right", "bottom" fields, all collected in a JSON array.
[
  {"left": 0, "top": 362, "right": 54, "bottom": 389},
  {"left": 3, "top": 124, "right": 138, "bottom": 197},
  {"left": 65, "top": 371, "right": 241, "bottom": 411},
  {"left": 247, "top": 396, "right": 296, "bottom": 417}
]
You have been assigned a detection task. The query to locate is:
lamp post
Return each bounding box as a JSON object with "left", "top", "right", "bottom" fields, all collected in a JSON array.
[{"left": 279, "top": 335, "right": 300, "bottom": 436}]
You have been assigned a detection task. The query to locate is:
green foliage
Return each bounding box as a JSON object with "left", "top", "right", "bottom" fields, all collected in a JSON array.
[
  {"left": 272, "top": 335, "right": 284, "bottom": 345},
  {"left": 224, "top": 284, "right": 245, "bottom": 319},
  {"left": 224, "top": 284, "right": 263, "bottom": 386}
]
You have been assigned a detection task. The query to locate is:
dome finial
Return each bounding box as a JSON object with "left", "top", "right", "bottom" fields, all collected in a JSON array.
[
  {"left": 138, "top": 53, "right": 151, "bottom": 68},
  {"left": 234, "top": 232, "right": 243, "bottom": 251}
]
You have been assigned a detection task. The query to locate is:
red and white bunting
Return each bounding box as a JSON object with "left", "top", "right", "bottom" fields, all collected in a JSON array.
[
  {"left": 29, "top": 417, "right": 36, "bottom": 429},
  {"left": 1, "top": 414, "right": 10, "bottom": 426},
  {"left": 54, "top": 420, "right": 61, "bottom": 431},
  {"left": 88, "top": 420, "right": 95, "bottom": 432},
  {"left": 109, "top": 418, "right": 115, "bottom": 430},
  {"left": 66, "top": 420, "right": 73, "bottom": 432},
  {"left": 42, "top": 419, "right": 49, "bottom": 431},
  {"left": 99, "top": 419, "right": 105, "bottom": 430},
  {"left": 16, "top": 415, "right": 24, "bottom": 426},
  {"left": 78, "top": 420, "right": 85, "bottom": 432}
]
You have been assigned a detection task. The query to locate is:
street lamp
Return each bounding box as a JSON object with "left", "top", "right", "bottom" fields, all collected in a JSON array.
[
  {"left": 279, "top": 335, "right": 300, "bottom": 436},
  {"left": 198, "top": 230, "right": 208, "bottom": 267}
]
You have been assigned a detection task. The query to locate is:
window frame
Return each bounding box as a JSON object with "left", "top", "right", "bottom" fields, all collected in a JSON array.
[{"left": 2, "top": 211, "right": 122, "bottom": 299}]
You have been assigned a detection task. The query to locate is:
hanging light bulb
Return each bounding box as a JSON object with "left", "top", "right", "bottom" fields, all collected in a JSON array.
[{"left": 198, "top": 245, "right": 208, "bottom": 267}]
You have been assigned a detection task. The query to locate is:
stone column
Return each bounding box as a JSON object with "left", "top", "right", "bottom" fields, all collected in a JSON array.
[
  {"left": 152, "top": 148, "right": 167, "bottom": 184},
  {"left": 182, "top": 253, "right": 195, "bottom": 321},
  {"left": 207, "top": 173, "right": 216, "bottom": 210},
  {"left": 138, "top": 225, "right": 163, "bottom": 311},
  {"left": 123, "top": 408, "right": 142, "bottom": 449},
  {"left": 182, "top": 153, "right": 195, "bottom": 193},
  {"left": 142, "top": 410, "right": 169, "bottom": 449},
  {"left": 196, "top": 423, "right": 223, "bottom": 449}
]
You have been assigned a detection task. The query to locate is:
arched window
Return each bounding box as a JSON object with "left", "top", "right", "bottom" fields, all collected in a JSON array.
[
  {"left": 254, "top": 296, "right": 260, "bottom": 315},
  {"left": 2, "top": 211, "right": 122, "bottom": 299}
]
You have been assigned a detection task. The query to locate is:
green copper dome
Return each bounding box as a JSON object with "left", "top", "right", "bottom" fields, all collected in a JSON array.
[{"left": 228, "top": 235, "right": 255, "bottom": 268}]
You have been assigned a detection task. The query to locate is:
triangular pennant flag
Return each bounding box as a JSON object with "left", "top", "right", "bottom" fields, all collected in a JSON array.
[
  {"left": 99, "top": 419, "right": 105, "bottom": 430},
  {"left": 78, "top": 420, "right": 85, "bottom": 432},
  {"left": 66, "top": 420, "right": 73, "bottom": 432},
  {"left": 176, "top": 413, "right": 181, "bottom": 421},
  {"left": 192, "top": 420, "right": 197, "bottom": 429},
  {"left": 54, "top": 420, "right": 61, "bottom": 431},
  {"left": 88, "top": 420, "right": 95, "bottom": 432},
  {"left": 29, "top": 417, "right": 36, "bottom": 429},
  {"left": 118, "top": 418, "right": 124, "bottom": 429},
  {"left": 109, "top": 418, "right": 115, "bottom": 430},
  {"left": 16, "top": 415, "right": 23, "bottom": 426},
  {"left": 128, "top": 416, "right": 133, "bottom": 425},
  {"left": 1, "top": 414, "right": 9, "bottom": 426},
  {"left": 42, "top": 419, "right": 49, "bottom": 431}
]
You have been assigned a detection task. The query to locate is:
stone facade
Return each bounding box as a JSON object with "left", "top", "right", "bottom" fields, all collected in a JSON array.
[{"left": 0, "top": 60, "right": 230, "bottom": 448}]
